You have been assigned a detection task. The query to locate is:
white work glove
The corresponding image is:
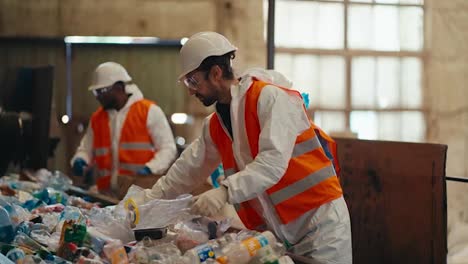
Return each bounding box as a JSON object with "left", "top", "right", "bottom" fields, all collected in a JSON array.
[
  {"left": 191, "top": 185, "right": 228, "bottom": 217},
  {"left": 122, "top": 184, "right": 164, "bottom": 206},
  {"left": 145, "top": 187, "right": 164, "bottom": 199}
]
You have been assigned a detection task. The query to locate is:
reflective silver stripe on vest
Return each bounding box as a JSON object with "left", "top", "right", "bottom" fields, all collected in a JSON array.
[
  {"left": 97, "top": 169, "right": 110, "bottom": 177},
  {"left": 94, "top": 148, "right": 109, "bottom": 156},
  {"left": 120, "top": 163, "right": 145, "bottom": 172},
  {"left": 224, "top": 168, "right": 237, "bottom": 177},
  {"left": 291, "top": 136, "right": 321, "bottom": 158},
  {"left": 269, "top": 164, "right": 336, "bottom": 206},
  {"left": 120, "top": 142, "right": 154, "bottom": 151}
]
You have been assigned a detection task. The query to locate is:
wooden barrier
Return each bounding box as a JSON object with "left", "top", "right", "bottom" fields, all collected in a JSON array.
[{"left": 335, "top": 138, "right": 447, "bottom": 264}]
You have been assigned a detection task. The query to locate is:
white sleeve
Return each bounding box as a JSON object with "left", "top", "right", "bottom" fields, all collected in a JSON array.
[
  {"left": 144, "top": 105, "right": 177, "bottom": 174},
  {"left": 70, "top": 123, "right": 94, "bottom": 166},
  {"left": 145, "top": 116, "right": 222, "bottom": 200},
  {"left": 223, "top": 85, "right": 310, "bottom": 204}
]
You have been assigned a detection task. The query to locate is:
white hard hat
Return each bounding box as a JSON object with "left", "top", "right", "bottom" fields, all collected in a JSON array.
[
  {"left": 88, "top": 62, "right": 132, "bottom": 91},
  {"left": 178, "top": 32, "right": 237, "bottom": 81}
]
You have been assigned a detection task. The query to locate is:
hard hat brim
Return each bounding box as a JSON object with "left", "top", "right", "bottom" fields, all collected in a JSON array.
[
  {"left": 177, "top": 49, "right": 237, "bottom": 81},
  {"left": 88, "top": 78, "right": 132, "bottom": 91},
  {"left": 88, "top": 83, "right": 108, "bottom": 91}
]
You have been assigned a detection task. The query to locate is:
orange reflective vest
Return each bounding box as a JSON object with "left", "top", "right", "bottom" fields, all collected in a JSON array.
[
  {"left": 91, "top": 99, "right": 156, "bottom": 191},
  {"left": 209, "top": 78, "right": 343, "bottom": 229}
]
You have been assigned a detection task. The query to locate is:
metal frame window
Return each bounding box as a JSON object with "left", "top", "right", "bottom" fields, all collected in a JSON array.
[{"left": 273, "top": 0, "right": 425, "bottom": 142}]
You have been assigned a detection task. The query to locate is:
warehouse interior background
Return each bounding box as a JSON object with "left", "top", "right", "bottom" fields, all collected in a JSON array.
[{"left": 0, "top": 0, "right": 467, "bottom": 262}]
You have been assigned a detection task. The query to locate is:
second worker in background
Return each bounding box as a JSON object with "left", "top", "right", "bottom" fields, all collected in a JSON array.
[{"left": 71, "top": 62, "right": 177, "bottom": 195}]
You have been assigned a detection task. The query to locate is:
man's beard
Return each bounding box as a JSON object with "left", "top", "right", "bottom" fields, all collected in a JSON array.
[
  {"left": 196, "top": 94, "right": 216, "bottom": 107},
  {"left": 101, "top": 99, "right": 117, "bottom": 110}
]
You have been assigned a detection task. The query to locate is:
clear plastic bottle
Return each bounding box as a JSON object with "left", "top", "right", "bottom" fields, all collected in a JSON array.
[
  {"left": 5, "top": 248, "right": 25, "bottom": 263},
  {"left": 219, "top": 231, "right": 278, "bottom": 264},
  {"left": 184, "top": 240, "right": 224, "bottom": 263},
  {"left": 218, "top": 243, "right": 250, "bottom": 264},
  {"left": 0, "top": 253, "right": 15, "bottom": 264},
  {"left": 0, "top": 206, "right": 15, "bottom": 243},
  {"left": 68, "top": 243, "right": 103, "bottom": 263},
  {"left": 103, "top": 240, "right": 129, "bottom": 264},
  {"left": 50, "top": 170, "right": 73, "bottom": 191},
  {"left": 249, "top": 244, "right": 280, "bottom": 264}
]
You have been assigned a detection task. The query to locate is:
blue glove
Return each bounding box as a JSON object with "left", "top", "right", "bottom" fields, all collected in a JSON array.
[
  {"left": 72, "top": 158, "right": 88, "bottom": 176},
  {"left": 136, "top": 166, "right": 152, "bottom": 175},
  {"left": 301, "top": 92, "right": 310, "bottom": 109},
  {"left": 210, "top": 164, "right": 224, "bottom": 188}
]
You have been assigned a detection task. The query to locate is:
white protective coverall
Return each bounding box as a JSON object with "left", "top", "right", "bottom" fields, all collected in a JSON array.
[
  {"left": 140, "top": 69, "right": 352, "bottom": 263},
  {"left": 71, "top": 84, "right": 177, "bottom": 191}
]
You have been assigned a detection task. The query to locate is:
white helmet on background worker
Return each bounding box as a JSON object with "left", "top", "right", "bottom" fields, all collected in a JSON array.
[
  {"left": 88, "top": 62, "right": 132, "bottom": 91},
  {"left": 178, "top": 32, "right": 237, "bottom": 81}
]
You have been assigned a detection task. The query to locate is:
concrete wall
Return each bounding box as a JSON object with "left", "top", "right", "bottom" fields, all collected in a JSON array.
[
  {"left": 426, "top": 0, "right": 468, "bottom": 260},
  {"left": 0, "top": 0, "right": 266, "bottom": 71}
]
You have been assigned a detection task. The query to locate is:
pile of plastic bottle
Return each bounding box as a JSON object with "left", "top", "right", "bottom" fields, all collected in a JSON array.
[
  {"left": 129, "top": 229, "right": 293, "bottom": 264},
  {"left": 0, "top": 171, "right": 293, "bottom": 264}
]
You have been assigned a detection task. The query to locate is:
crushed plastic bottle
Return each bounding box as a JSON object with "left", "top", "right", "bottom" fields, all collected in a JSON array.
[
  {"left": 66, "top": 242, "right": 103, "bottom": 263},
  {"left": 6, "top": 248, "right": 25, "bottom": 263},
  {"left": 0, "top": 206, "right": 15, "bottom": 243},
  {"left": 49, "top": 170, "right": 73, "bottom": 191},
  {"left": 86, "top": 226, "right": 114, "bottom": 255},
  {"left": 16, "top": 221, "right": 32, "bottom": 235},
  {"left": 22, "top": 198, "right": 46, "bottom": 211},
  {"left": 249, "top": 244, "right": 280, "bottom": 264},
  {"left": 42, "top": 212, "right": 60, "bottom": 232},
  {"left": 218, "top": 231, "right": 278, "bottom": 264},
  {"left": 0, "top": 198, "right": 20, "bottom": 226},
  {"left": 14, "top": 232, "right": 49, "bottom": 252},
  {"left": 59, "top": 206, "right": 85, "bottom": 223},
  {"left": 0, "top": 253, "right": 15, "bottom": 264},
  {"left": 184, "top": 240, "right": 225, "bottom": 263},
  {"left": 30, "top": 229, "right": 53, "bottom": 247},
  {"left": 103, "top": 240, "right": 129, "bottom": 264}
]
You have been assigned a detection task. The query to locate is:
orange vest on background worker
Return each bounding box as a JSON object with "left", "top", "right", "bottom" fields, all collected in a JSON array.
[
  {"left": 209, "top": 78, "right": 343, "bottom": 230},
  {"left": 91, "top": 99, "right": 156, "bottom": 191}
]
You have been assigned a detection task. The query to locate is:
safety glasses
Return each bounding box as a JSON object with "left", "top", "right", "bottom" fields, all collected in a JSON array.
[
  {"left": 182, "top": 75, "right": 200, "bottom": 91},
  {"left": 92, "top": 86, "right": 113, "bottom": 96}
]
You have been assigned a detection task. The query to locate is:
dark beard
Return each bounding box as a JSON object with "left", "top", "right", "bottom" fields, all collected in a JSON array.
[
  {"left": 196, "top": 94, "right": 216, "bottom": 107},
  {"left": 102, "top": 100, "right": 117, "bottom": 110},
  {"left": 201, "top": 99, "right": 216, "bottom": 106}
]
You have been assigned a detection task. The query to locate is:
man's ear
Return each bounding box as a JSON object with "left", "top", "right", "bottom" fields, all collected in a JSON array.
[{"left": 209, "top": 65, "right": 223, "bottom": 81}]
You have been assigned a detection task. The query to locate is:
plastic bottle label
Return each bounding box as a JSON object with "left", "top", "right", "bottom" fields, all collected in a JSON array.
[
  {"left": 241, "top": 234, "right": 269, "bottom": 256},
  {"left": 124, "top": 198, "right": 140, "bottom": 225},
  {"left": 110, "top": 247, "right": 129, "bottom": 264},
  {"left": 216, "top": 256, "right": 228, "bottom": 264},
  {"left": 6, "top": 249, "right": 25, "bottom": 264},
  {"left": 196, "top": 245, "right": 216, "bottom": 262}
]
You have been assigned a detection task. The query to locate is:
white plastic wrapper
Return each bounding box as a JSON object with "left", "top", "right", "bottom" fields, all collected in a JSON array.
[
  {"left": 88, "top": 206, "right": 135, "bottom": 243},
  {"left": 120, "top": 184, "right": 148, "bottom": 206},
  {"left": 119, "top": 185, "right": 193, "bottom": 229},
  {"left": 135, "top": 194, "right": 193, "bottom": 229}
]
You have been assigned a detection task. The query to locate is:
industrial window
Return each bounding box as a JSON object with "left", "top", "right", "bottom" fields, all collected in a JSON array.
[{"left": 273, "top": 0, "right": 425, "bottom": 142}]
